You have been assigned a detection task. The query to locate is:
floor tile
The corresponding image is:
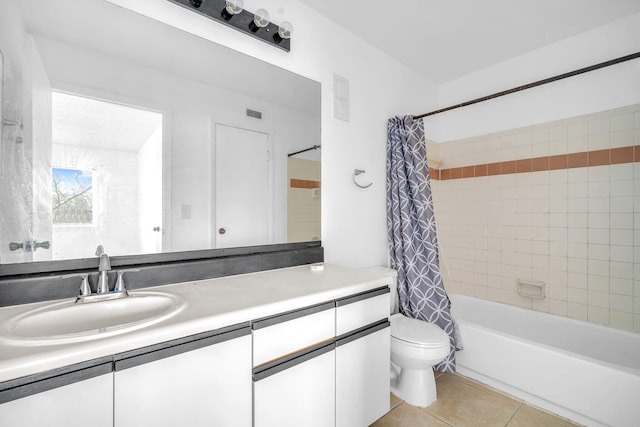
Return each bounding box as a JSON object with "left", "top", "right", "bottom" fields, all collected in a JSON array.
[
  {"left": 371, "top": 402, "right": 451, "bottom": 427},
  {"left": 424, "top": 373, "right": 521, "bottom": 427},
  {"left": 374, "top": 373, "right": 584, "bottom": 427},
  {"left": 506, "top": 404, "right": 582, "bottom": 427}
]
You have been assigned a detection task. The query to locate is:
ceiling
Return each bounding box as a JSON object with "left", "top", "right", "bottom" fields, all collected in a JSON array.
[
  {"left": 52, "top": 92, "right": 163, "bottom": 152},
  {"left": 297, "top": 0, "right": 640, "bottom": 84}
]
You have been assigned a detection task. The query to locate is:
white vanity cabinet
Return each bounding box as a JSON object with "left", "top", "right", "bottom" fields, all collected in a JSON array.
[
  {"left": 114, "top": 323, "right": 252, "bottom": 427},
  {"left": 252, "top": 286, "right": 391, "bottom": 427},
  {"left": 335, "top": 287, "right": 391, "bottom": 427},
  {"left": 253, "top": 302, "right": 336, "bottom": 427},
  {"left": 0, "top": 358, "right": 113, "bottom": 427},
  {"left": 0, "top": 266, "right": 395, "bottom": 427}
]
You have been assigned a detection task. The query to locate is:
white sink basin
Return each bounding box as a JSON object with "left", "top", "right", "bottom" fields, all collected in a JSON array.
[{"left": 0, "top": 291, "right": 185, "bottom": 345}]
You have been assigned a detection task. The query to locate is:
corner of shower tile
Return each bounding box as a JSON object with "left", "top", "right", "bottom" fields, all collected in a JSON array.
[{"left": 587, "top": 305, "right": 610, "bottom": 325}]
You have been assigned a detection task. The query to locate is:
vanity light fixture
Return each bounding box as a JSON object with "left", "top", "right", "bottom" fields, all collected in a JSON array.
[{"left": 168, "top": 0, "right": 292, "bottom": 52}]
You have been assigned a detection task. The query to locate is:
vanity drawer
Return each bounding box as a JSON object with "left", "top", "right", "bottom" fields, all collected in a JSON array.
[
  {"left": 252, "top": 301, "right": 335, "bottom": 367},
  {"left": 336, "top": 286, "right": 389, "bottom": 336}
]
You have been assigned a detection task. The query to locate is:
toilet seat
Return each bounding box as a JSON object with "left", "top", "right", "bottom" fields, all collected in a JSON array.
[{"left": 390, "top": 314, "right": 449, "bottom": 349}]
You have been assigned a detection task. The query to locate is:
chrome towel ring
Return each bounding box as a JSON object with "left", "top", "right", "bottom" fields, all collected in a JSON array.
[{"left": 353, "top": 169, "right": 372, "bottom": 189}]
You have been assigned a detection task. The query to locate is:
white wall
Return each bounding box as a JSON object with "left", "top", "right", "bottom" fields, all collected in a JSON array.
[
  {"left": 106, "top": 0, "right": 437, "bottom": 267},
  {"left": 427, "top": 12, "right": 640, "bottom": 143}
]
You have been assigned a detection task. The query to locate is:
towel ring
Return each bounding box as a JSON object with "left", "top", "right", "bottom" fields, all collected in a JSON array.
[{"left": 353, "top": 169, "right": 372, "bottom": 189}]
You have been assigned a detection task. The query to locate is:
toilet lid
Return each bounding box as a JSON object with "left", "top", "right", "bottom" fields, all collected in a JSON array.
[{"left": 390, "top": 314, "right": 450, "bottom": 348}]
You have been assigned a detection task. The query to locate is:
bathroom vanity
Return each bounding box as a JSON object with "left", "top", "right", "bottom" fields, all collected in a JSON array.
[{"left": 0, "top": 264, "right": 392, "bottom": 427}]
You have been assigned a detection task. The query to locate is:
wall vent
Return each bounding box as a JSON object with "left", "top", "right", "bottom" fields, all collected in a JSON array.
[{"left": 246, "top": 108, "right": 263, "bottom": 119}]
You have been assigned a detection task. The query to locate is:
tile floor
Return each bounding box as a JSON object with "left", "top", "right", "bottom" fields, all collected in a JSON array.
[{"left": 371, "top": 372, "right": 582, "bottom": 427}]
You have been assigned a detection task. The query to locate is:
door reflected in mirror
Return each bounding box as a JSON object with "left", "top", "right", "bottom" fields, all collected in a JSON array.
[{"left": 0, "top": 0, "right": 321, "bottom": 265}]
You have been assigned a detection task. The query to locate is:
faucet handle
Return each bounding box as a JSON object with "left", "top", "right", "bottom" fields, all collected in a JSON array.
[
  {"left": 114, "top": 269, "right": 140, "bottom": 294},
  {"left": 77, "top": 274, "right": 91, "bottom": 298},
  {"left": 95, "top": 245, "right": 104, "bottom": 256},
  {"left": 60, "top": 273, "right": 92, "bottom": 302}
]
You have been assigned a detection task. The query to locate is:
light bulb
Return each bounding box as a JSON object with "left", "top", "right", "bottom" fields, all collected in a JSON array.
[
  {"left": 274, "top": 21, "right": 293, "bottom": 42},
  {"left": 225, "top": 0, "right": 243, "bottom": 15},
  {"left": 253, "top": 9, "right": 270, "bottom": 28}
]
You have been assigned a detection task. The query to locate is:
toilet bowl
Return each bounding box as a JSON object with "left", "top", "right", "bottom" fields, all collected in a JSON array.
[{"left": 390, "top": 313, "right": 450, "bottom": 407}]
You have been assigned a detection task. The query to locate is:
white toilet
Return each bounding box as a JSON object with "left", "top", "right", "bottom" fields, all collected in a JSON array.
[{"left": 387, "top": 271, "right": 451, "bottom": 408}]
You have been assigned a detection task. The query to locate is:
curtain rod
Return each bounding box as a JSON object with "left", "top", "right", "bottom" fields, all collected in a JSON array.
[
  {"left": 287, "top": 144, "right": 321, "bottom": 157},
  {"left": 413, "top": 51, "right": 640, "bottom": 120}
]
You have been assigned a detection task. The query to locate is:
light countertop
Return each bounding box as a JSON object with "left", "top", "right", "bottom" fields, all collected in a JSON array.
[{"left": 0, "top": 264, "right": 394, "bottom": 383}]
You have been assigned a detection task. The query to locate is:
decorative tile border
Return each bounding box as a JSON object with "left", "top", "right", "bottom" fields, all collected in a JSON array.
[
  {"left": 290, "top": 179, "right": 321, "bottom": 188},
  {"left": 429, "top": 146, "right": 637, "bottom": 180}
]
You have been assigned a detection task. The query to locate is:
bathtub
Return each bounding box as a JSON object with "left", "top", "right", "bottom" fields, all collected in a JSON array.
[{"left": 449, "top": 294, "right": 640, "bottom": 427}]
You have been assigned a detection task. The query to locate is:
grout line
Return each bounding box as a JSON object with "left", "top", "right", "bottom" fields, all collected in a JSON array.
[
  {"left": 503, "top": 402, "right": 524, "bottom": 427},
  {"left": 428, "top": 411, "right": 455, "bottom": 427},
  {"left": 389, "top": 394, "right": 404, "bottom": 411}
]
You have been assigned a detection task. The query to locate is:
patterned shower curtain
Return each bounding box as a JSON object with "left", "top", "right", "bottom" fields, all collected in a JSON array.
[{"left": 386, "top": 115, "right": 459, "bottom": 372}]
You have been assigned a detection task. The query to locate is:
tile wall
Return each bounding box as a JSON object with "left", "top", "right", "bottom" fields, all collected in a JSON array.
[
  {"left": 287, "top": 158, "right": 321, "bottom": 242},
  {"left": 428, "top": 104, "right": 640, "bottom": 331}
]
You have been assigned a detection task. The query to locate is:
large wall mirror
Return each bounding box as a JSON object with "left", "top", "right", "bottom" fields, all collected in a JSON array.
[{"left": 0, "top": 0, "right": 321, "bottom": 269}]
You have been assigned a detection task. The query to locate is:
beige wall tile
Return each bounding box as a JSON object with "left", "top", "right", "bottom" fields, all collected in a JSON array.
[{"left": 432, "top": 105, "right": 640, "bottom": 333}]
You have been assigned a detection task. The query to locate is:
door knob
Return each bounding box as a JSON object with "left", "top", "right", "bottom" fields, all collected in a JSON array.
[{"left": 218, "top": 228, "right": 226, "bottom": 235}]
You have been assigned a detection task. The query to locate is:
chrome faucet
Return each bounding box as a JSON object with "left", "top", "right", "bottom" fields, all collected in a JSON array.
[
  {"left": 70, "top": 248, "right": 136, "bottom": 303},
  {"left": 95, "top": 245, "right": 111, "bottom": 294}
]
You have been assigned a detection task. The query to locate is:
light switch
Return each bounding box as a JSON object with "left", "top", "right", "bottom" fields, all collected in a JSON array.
[
  {"left": 333, "top": 74, "right": 349, "bottom": 122},
  {"left": 181, "top": 204, "right": 191, "bottom": 219}
]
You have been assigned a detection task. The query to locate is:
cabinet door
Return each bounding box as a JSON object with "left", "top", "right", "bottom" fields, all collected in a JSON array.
[
  {"left": 336, "top": 324, "right": 390, "bottom": 427},
  {"left": 335, "top": 286, "right": 390, "bottom": 427},
  {"left": 252, "top": 301, "right": 335, "bottom": 367},
  {"left": 114, "top": 325, "right": 252, "bottom": 427},
  {"left": 254, "top": 343, "right": 335, "bottom": 427},
  {"left": 0, "top": 373, "right": 113, "bottom": 427}
]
